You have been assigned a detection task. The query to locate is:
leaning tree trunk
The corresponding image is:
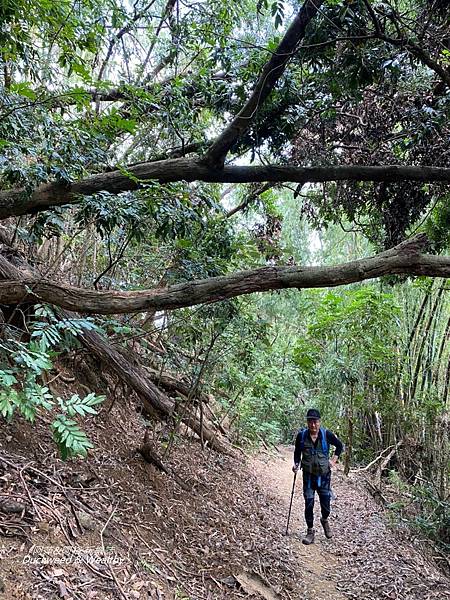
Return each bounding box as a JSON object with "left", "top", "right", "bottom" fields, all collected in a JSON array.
[
  {"left": 395, "top": 286, "right": 431, "bottom": 403},
  {"left": 76, "top": 324, "right": 233, "bottom": 455},
  {"left": 344, "top": 383, "right": 354, "bottom": 476},
  {"left": 409, "top": 286, "right": 444, "bottom": 402},
  {"left": 0, "top": 250, "right": 232, "bottom": 455},
  {"left": 433, "top": 314, "right": 450, "bottom": 390}
]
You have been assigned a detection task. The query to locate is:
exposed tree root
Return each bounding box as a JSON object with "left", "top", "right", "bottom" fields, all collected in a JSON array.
[{"left": 137, "top": 442, "right": 192, "bottom": 492}]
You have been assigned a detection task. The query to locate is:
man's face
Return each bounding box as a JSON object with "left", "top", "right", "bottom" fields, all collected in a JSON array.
[{"left": 307, "top": 418, "right": 320, "bottom": 434}]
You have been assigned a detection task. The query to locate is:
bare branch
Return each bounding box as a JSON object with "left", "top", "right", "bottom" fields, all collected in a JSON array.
[
  {"left": 225, "top": 183, "right": 273, "bottom": 218},
  {"left": 97, "top": 1, "right": 158, "bottom": 82},
  {"left": 363, "top": 0, "right": 450, "bottom": 88}
]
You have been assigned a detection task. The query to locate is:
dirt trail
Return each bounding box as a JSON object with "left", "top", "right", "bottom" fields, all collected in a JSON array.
[
  {"left": 2, "top": 412, "right": 449, "bottom": 600},
  {"left": 252, "top": 447, "right": 346, "bottom": 600},
  {"left": 252, "top": 446, "right": 450, "bottom": 600}
]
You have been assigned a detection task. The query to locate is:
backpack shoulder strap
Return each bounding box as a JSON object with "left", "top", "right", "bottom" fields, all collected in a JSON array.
[
  {"left": 299, "top": 428, "right": 308, "bottom": 450},
  {"left": 320, "top": 426, "right": 329, "bottom": 455}
]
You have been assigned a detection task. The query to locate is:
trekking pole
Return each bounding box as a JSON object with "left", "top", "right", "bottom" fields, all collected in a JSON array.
[{"left": 285, "top": 471, "right": 297, "bottom": 536}]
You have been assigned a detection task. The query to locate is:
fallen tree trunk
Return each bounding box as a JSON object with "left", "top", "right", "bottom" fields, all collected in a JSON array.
[
  {"left": 103, "top": 340, "right": 210, "bottom": 404},
  {"left": 0, "top": 251, "right": 232, "bottom": 455},
  {"left": 1, "top": 164, "right": 449, "bottom": 219},
  {"left": 68, "top": 324, "right": 233, "bottom": 455},
  {"left": 144, "top": 366, "right": 209, "bottom": 404},
  {"left": 0, "top": 234, "right": 448, "bottom": 315}
]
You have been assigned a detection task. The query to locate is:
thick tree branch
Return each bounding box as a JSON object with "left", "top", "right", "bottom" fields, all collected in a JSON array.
[
  {"left": 203, "top": 0, "right": 324, "bottom": 167},
  {"left": 0, "top": 251, "right": 232, "bottom": 453},
  {"left": 1, "top": 161, "right": 449, "bottom": 220},
  {"left": 385, "top": 37, "right": 450, "bottom": 88},
  {"left": 1, "top": 235, "right": 449, "bottom": 315}
]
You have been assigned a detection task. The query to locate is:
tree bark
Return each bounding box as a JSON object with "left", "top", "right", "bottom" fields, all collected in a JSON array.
[
  {"left": 203, "top": 0, "right": 324, "bottom": 166},
  {"left": 1, "top": 234, "right": 450, "bottom": 315},
  {"left": 0, "top": 251, "right": 232, "bottom": 454},
  {"left": 70, "top": 325, "right": 233, "bottom": 455},
  {"left": 144, "top": 366, "right": 209, "bottom": 404},
  {"left": 1, "top": 162, "right": 449, "bottom": 220}
]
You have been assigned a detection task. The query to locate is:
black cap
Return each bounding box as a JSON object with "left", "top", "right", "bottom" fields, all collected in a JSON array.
[{"left": 306, "top": 408, "right": 321, "bottom": 420}]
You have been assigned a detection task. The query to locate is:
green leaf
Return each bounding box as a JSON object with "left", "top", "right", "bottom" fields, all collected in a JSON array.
[
  {"left": 58, "top": 392, "right": 105, "bottom": 418},
  {"left": 52, "top": 415, "right": 95, "bottom": 459},
  {"left": 10, "top": 82, "right": 37, "bottom": 100},
  {"left": 0, "top": 390, "right": 19, "bottom": 420},
  {"left": 0, "top": 370, "right": 18, "bottom": 387}
]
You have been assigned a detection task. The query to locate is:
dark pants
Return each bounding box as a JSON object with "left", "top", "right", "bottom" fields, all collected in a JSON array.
[{"left": 302, "top": 470, "right": 331, "bottom": 529}]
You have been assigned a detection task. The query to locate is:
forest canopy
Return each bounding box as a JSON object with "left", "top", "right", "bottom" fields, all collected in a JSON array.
[
  {"left": 0, "top": 0, "right": 449, "bottom": 554},
  {"left": 0, "top": 0, "right": 449, "bottom": 314}
]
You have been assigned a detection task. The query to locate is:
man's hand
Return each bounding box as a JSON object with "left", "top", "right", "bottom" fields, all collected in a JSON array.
[
  {"left": 292, "top": 464, "right": 299, "bottom": 473},
  {"left": 330, "top": 455, "right": 338, "bottom": 469}
]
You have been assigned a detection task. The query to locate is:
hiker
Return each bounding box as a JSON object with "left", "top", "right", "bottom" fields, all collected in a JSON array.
[{"left": 292, "top": 408, "right": 343, "bottom": 545}]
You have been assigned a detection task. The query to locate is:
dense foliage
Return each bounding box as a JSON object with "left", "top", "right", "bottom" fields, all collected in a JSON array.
[{"left": 0, "top": 0, "right": 448, "bottom": 555}]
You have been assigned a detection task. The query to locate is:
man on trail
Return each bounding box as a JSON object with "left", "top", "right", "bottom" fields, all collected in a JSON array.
[{"left": 292, "top": 408, "right": 343, "bottom": 545}]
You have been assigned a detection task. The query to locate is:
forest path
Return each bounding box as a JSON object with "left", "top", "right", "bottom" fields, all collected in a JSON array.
[{"left": 251, "top": 446, "right": 450, "bottom": 600}]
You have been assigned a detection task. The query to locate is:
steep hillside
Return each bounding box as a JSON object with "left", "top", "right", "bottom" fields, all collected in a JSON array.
[
  {"left": 0, "top": 384, "right": 304, "bottom": 600},
  {"left": 1, "top": 390, "right": 449, "bottom": 600}
]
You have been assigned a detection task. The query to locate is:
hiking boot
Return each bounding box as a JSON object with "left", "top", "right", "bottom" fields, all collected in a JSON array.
[
  {"left": 320, "top": 517, "right": 332, "bottom": 539},
  {"left": 302, "top": 528, "right": 315, "bottom": 545}
]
